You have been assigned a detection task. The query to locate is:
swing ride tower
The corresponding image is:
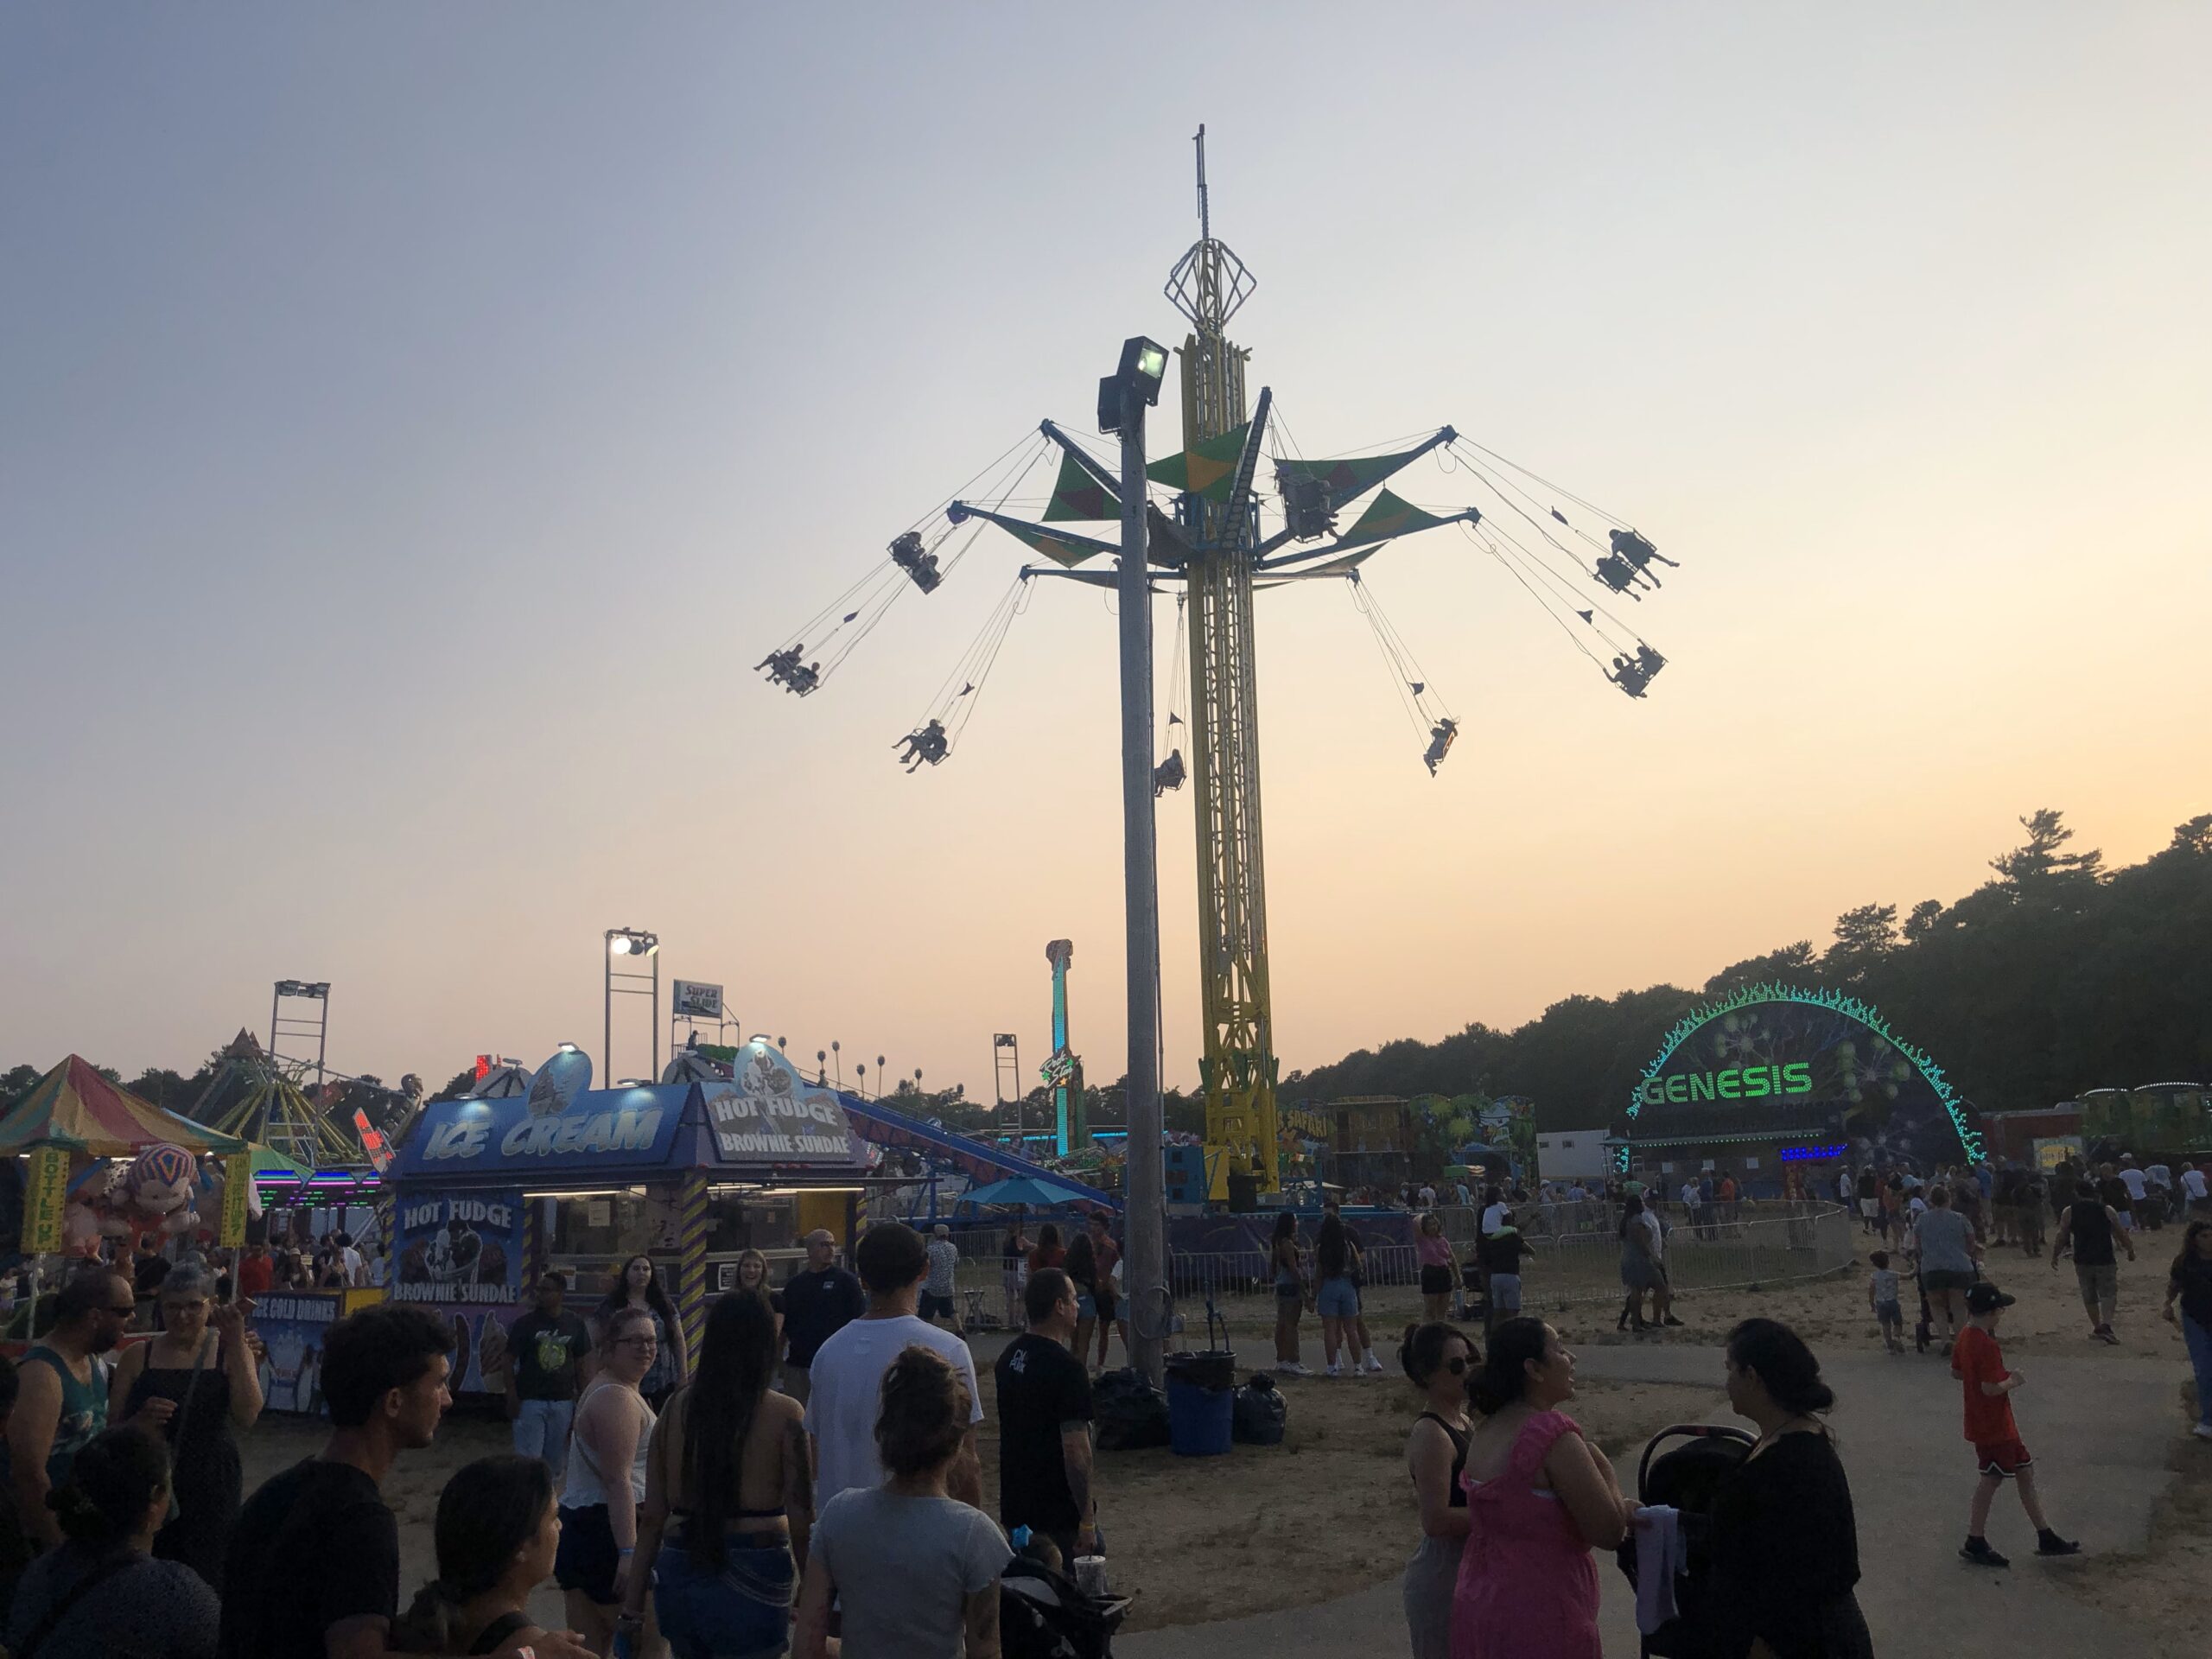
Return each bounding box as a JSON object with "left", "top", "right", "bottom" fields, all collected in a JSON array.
[
  {"left": 755, "top": 128, "right": 1681, "bottom": 1208},
  {"left": 1170, "top": 135, "right": 1281, "bottom": 1199}
]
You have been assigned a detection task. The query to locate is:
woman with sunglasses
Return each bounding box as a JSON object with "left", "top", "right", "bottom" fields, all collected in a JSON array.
[
  {"left": 1399, "top": 1321, "right": 1476, "bottom": 1659},
  {"left": 108, "top": 1259, "right": 262, "bottom": 1588},
  {"left": 590, "top": 1255, "right": 688, "bottom": 1412}
]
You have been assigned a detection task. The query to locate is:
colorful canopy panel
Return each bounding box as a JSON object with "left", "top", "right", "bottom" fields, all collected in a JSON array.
[{"left": 0, "top": 1055, "right": 244, "bottom": 1156}]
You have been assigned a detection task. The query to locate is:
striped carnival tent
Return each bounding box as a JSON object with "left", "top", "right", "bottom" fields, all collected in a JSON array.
[{"left": 0, "top": 1055, "right": 245, "bottom": 1156}]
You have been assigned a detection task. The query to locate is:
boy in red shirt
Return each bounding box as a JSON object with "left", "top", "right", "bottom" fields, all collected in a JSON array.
[{"left": 1953, "top": 1282, "right": 2080, "bottom": 1566}]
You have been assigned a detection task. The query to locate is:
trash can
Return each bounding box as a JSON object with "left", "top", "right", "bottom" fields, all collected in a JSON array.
[{"left": 1164, "top": 1350, "right": 1236, "bottom": 1457}]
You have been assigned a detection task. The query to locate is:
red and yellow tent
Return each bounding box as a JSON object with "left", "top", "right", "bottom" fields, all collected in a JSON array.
[{"left": 0, "top": 1055, "right": 244, "bottom": 1157}]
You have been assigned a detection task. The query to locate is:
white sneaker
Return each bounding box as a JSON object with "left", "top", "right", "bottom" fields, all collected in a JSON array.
[
  {"left": 1363, "top": 1353, "right": 1385, "bottom": 1374},
  {"left": 1278, "top": 1361, "right": 1313, "bottom": 1377},
  {"left": 1325, "top": 1363, "right": 1343, "bottom": 1378},
  {"left": 2194, "top": 1423, "right": 2212, "bottom": 1440}
]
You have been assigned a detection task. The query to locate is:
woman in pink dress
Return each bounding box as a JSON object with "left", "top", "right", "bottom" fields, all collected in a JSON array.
[{"left": 1452, "top": 1318, "right": 1633, "bottom": 1659}]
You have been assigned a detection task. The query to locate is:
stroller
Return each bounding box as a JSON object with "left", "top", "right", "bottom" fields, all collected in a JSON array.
[
  {"left": 1612, "top": 1423, "right": 1753, "bottom": 1656},
  {"left": 1001, "top": 1549, "right": 1130, "bottom": 1659}
]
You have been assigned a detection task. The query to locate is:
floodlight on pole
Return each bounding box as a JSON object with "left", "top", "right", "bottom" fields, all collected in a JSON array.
[
  {"left": 602, "top": 926, "right": 661, "bottom": 1082},
  {"left": 1097, "top": 335, "right": 1169, "bottom": 435}
]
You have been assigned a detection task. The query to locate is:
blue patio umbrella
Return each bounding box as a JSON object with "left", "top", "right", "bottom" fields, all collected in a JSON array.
[{"left": 957, "top": 1174, "right": 1097, "bottom": 1210}]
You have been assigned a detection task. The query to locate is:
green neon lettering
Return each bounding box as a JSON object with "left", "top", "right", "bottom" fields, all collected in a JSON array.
[
  {"left": 1641, "top": 1080, "right": 1666, "bottom": 1108},
  {"left": 1745, "top": 1068, "right": 1770, "bottom": 1098},
  {"left": 1717, "top": 1069, "right": 1741, "bottom": 1099},
  {"left": 1665, "top": 1076, "right": 1688, "bottom": 1103},
  {"left": 1689, "top": 1072, "right": 1715, "bottom": 1102},
  {"left": 1784, "top": 1062, "right": 1813, "bottom": 1094}
]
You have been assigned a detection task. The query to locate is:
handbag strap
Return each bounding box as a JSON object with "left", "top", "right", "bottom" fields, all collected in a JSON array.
[
  {"left": 16, "top": 1551, "right": 139, "bottom": 1659},
  {"left": 166, "top": 1328, "right": 216, "bottom": 1454}
]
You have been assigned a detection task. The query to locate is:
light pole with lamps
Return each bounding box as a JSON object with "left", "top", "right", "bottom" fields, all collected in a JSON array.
[{"left": 603, "top": 927, "right": 660, "bottom": 1084}]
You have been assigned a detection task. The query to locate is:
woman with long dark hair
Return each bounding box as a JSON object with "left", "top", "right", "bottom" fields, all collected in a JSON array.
[
  {"left": 3, "top": 1425, "right": 218, "bottom": 1658},
  {"left": 1313, "top": 1213, "right": 1370, "bottom": 1377},
  {"left": 1706, "top": 1319, "right": 1872, "bottom": 1656},
  {"left": 1450, "top": 1318, "right": 1629, "bottom": 1659},
  {"left": 1065, "top": 1232, "right": 1103, "bottom": 1370},
  {"left": 394, "top": 1455, "right": 562, "bottom": 1655},
  {"left": 592, "top": 1255, "right": 687, "bottom": 1410},
  {"left": 796, "top": 1347, "right": 1007, "bottom": 1659},
  {"left": 624, "top": 1287, "right": 811, "bottom": 1659},
  {"left": 1270, "top": 1211, "right": 1311, "bottom": 1377},
  {"left": 1400, "top": 1322, "right": 1475, "bottom": 1659},
  {"left": 108, "top": 1259, "right": 261, "bottom": 1587},
  {"left": 1027, "top": 1222, "right": 1065, "bottom": 1278}
]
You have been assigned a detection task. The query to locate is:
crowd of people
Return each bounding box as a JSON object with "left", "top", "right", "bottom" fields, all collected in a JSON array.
[{"left": 0, "top": 1156, "right": 2200, "bottom": 1658}]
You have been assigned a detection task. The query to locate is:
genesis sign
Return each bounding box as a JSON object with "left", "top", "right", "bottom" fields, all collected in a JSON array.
[{"left": 1638, "top": 1064, "right": 1813, "bottom": 1108}]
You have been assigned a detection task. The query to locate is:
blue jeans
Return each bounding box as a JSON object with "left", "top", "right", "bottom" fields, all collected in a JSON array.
[
  {"left": 1316, "top": 1276, "right": 1359, "bottom": 1319},
  {"left": 2184, "top": 1313, "right": 2212, "bottom": 1428},
  {"left": 656, "top": 1529, "right": 796, "bottom": 1659},
  {"left": 512, "top": 1396, "right": 575, "bottom": 1481}
]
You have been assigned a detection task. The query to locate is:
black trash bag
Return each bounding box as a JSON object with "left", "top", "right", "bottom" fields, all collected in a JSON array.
[
  {"left": 1092, "top": 1367, "right": 1171, "bottom": 1452},
  {"left": 1231, "top": 1373, "right": 1287, "bottom": 1446}
]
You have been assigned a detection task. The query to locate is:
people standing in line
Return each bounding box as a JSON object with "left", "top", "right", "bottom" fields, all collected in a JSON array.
[
  {"left": 1001, "top": 1213, "right": 1030, "bottom": 1329},
  {"left": 589, "top": 1255, "right": 688, "bottom": 1412},
  {"left": 221, "top": 1305, "right": 583, "bottom": 1659},
  {"left": 1705, "top": 1319, "right": 1873, "bottom": 1657},
  {"left": 107, "top": 1260, "right": 262, "bottom": 1587},
  {"left": 1399, "top": 1321, "right": 1474, "bottom": 1659},
  {"left": 1953, "top": 1284, "right": 2080, "bottom": 1567},
  {"left": 920, "top": 1224, "right": 966, "bottom": 1337},
  {"left": 624, "top": 1288, "right": 811, "bottom": 1659},
  {"left": 505, "top": 1271, "right": 593, "bottom": 1480},
  {"left": 994, "top": 1268, "right": 1096, "bottom": 1563},
  {"left": 1451, "top": 1319, "right": 1630, "bottom": 1659},
  {"left": 1084, "top": 1213, "right": 1128, "bottom": 1370},
  {"left": 555, "top": 1306, "right": 658, "bottom": 1656},
  {"left": 1416, "top": 1213, "right": 1455, "bottom": 1324},
  {"left": 1908, "top": 1185, "right": 1982, "bottom": 1354},
  {"left": 392, "top": 1455, "right": 563, "bottom": 1657},
  {"left": 804, "top": 1222, "right": 983, "bottom": 1514},
  {"left": 2050, "top": 1179, "right": 2136, "bottom": 1344},
  {"left": 7, "top": 1269, "right": 135, "bottom": 1550},
  {"left": 779, "top": 1230, "right": 867, "bottom": 1407},
  {"left": 797, "top": 1346, "right": 1007, "bottom": 1659},
  {"left": 2161, "top": 1220, "right": 2212, "bottom": 1441},
  {"left": 1313, "top": 1212, "right": 1370, "bottom": 1378},
  {"left": 3, "top": 1424, "right": 219, "bottom": 1659},
  {"left": 1270, "top": 1212, "right": 1311, "bottom": 1377}
]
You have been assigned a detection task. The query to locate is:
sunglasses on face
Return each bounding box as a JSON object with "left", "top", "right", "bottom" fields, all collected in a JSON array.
[{"left": 619, "top": 1336, "right": 659, "bottom": 1350}]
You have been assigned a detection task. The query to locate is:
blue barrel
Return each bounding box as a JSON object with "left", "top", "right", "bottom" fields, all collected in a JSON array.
[{"left": 1165, "top": 1374, "right": 1234, "bottom": 1457}]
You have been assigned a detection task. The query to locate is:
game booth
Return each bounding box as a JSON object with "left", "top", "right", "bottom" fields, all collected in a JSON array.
[{"left": 387, "top": 1039, "right": 869, "bottom": 1396}]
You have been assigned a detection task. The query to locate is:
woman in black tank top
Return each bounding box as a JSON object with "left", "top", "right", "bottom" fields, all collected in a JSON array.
[{"left": 1401, "top": 1322, "right": 1477, "bottom": 1659}]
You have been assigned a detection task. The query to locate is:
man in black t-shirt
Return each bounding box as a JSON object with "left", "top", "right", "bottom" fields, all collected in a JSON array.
[
  {"left": 994, "top": 1267, "right": 1096, "bottom": 1561},
  {"left": 504, "top": 1271, "right": 594, "bottom": 1480},
  {"left": 780, "top": 1230, "right": 866, "bottom": 1403},
  {"left": 220, "top": 1304, "right": 588, "bottom": 1659}
]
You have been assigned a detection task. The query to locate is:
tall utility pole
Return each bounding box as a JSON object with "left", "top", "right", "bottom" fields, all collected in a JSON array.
[{"left": 1116, "top": 363, "right": 1166, "bottom": 1389}]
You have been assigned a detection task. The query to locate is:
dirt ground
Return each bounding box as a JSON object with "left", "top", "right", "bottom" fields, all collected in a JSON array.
[{"left": 240, "top": 1230, "right": 2209, "bottom": 1643}]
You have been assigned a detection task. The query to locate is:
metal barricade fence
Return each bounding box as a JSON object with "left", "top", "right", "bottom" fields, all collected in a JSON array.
[{"left": 1162, "top": 1207, "right": 1853, "bottom": 1312}]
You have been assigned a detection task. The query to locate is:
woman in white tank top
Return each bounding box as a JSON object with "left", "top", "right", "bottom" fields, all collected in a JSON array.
[{"left": 555, "top": 1306, "right": 658, "bottom": 1654}]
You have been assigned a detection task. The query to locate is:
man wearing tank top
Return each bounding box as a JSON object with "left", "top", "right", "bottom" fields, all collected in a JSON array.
[{"left": 2050, "top": 1180, "right": 2135, "bottom": 1344}]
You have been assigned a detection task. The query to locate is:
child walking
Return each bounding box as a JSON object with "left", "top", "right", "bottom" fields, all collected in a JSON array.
[
  {"left": 1953, "top": 1283, "right": 2080, "bottom": 1567},
  {"left": 1868, "top": 1250, "right": 1904, "bottom": 1353}
]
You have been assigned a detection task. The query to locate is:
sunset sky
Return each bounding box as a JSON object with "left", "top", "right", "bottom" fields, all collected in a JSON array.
[{"left": 4, "top": 6, "right": 2207, "bottom": 1112}]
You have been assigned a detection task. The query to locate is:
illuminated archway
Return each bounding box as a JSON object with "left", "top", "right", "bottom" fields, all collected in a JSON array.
[{"left": 1624, "top": 982, "right": 1983, "bottom": 1167}]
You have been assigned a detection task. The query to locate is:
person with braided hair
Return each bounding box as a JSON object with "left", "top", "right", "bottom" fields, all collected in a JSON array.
[{"left": 391, "top": 1456, "right": 563, "bottom": 1656}]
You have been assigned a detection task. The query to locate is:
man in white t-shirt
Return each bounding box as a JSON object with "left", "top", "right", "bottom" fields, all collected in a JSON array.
[
  {"left": 2117, "top": 1159, "right": 2149, "bottom": 1206},
  {"left": 805, "top": 1220, "right": 984, "bottom": 1512},
  {"left": 334, "top": 1230, "right": 365, "bottom": 1287},
  {"left": 1417, "top": 1183, "right": 1437, "bottom": 1210},
  {"left": 2183, "top": 1164, "right": 2211, "bottom": 1214}
]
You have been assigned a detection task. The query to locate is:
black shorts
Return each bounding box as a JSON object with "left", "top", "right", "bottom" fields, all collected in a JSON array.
[
  {"left": 1420, "top": 1264, "right": 1454, "bottom": 1295},
  {"left": 556, "top": 1503, "right": 622, "bottom": 1605},
  {"left": 1923, "top": 1269, "right": 1974, "bottom": 1293},
  {"left": 919, "top": 1291, "right": 957, "bottom": 1320}
]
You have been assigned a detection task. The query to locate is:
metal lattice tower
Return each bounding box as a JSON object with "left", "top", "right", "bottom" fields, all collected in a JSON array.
[{"left": 1166, "top": 127, "right": 1278, "bottom": 1196}]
